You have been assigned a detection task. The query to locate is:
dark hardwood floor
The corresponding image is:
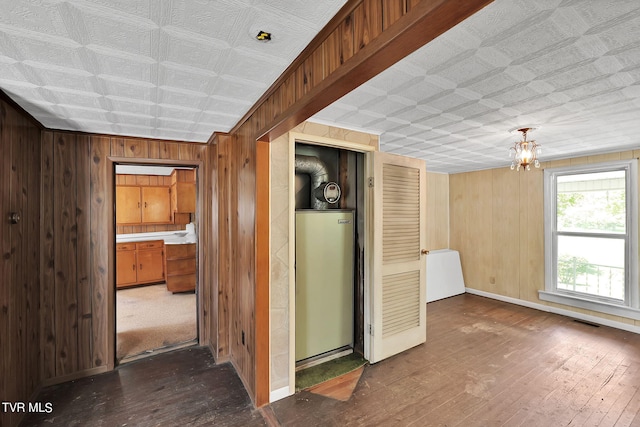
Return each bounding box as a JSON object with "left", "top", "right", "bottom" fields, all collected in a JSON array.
[
  {"left": 21, "top": 347, "right": 266, "bottom": 427},
  {"left": 21, "top": 295, "right": 640, "bottom": 426},
  {"left": 271, "top": 294, "right": 640, "bottom": 427}
]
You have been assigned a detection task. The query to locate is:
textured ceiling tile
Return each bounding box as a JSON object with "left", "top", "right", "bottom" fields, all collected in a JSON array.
[
  {"left": 218, "top": 48, "right": 285, "bottom": 85},
  {"left": 161, "top": 26, "right": 229, "bottom": 71},
  {"left": 0, "top": 2, "right": 69, "bottom": 38},
  {"left": 158, "top": 62, "right": 216, "bottom": 94},
  {"left": 89, "top": 47, "right": 155, "bottom": 82},
  {"left": 167, "top": 0, "right": 243, "bottom": 46},
  {"left": 157, "top": 87, "right": 207, "bottom": 110},
  {"left": 59, "top": 104, "right": 108, "bottom": 121},
  {"left": 158, "top": 104, "right": 200, "bottom": 120},
  {"left": 3, "top": 0, "right": 640, "bottom": 173},
  {"left": 204, "top": 96, "right": 251, "bottom": 117},
  {"left": 99, "top": 76, "right": 156, "bottom": 102},
  {"left": 200, "top": 108, "right": 239, "bottom": 123},
  {"left": 210, "top": 75, "right": 266, "bottom": 103},
  {"left": 76, "top": 7, "right": 156, "bottom": 58},
  {"left": 106, "top": 96, "right": 154, "bottom": 116},
  {"left": 22, "top": 61, "right": 93, "bottom": 90}
]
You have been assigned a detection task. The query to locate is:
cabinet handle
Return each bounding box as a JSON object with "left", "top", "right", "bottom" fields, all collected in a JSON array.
[
  {"left": 139, "top": 264, "right": 143, "bottom": 270},
  {"left": 144, "top": 202, "right": 147, "bottom": 208},
  {"left": 132, "top": 264, "right": 135, "bottom": 271},
  {"left": 138, "top": 202, "right": 140, "bottom": 208}
]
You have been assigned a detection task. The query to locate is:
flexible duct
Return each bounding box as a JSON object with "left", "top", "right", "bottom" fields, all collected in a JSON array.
[{"left": 295, "top": 154, "right": 331, "bottom": 209}]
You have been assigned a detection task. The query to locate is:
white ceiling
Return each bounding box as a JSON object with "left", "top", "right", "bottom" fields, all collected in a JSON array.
[
  {"left": 2, "top": 0, "right": 640, "bottom": 173},
  {"left": 0, "top": 0, "right": 347, "bottom": 140}
]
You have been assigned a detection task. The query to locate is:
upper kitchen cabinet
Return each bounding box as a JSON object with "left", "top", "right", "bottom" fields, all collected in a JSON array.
[
  {"left": 170, "top": 169, "right": 196, "bottom": 224},
  {"left": 116, "top": 183, "right": 172, "bottom": 225}
]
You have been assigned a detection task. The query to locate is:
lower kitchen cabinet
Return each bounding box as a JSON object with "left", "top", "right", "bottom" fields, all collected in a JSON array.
[
  {"left": 165, "top": 243, "right": 196, "bottom": 292},
  {"left": 116, "top": 240, "right": 165, "bottom": 289}
]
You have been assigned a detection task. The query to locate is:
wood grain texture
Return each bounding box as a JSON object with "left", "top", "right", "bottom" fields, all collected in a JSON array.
[
  {"left": 231, "top": 0, "right": 495, "bottom": 141},
  {"left": 38, "top": 132, "right": 212, "bottom": 390},
  {"left": 53, "top": 132, "right": 79, "bottom": 377},
  {"left": 425, "top": 171, "right": 449, "bottom": 250},
  {"left": 1, "top": 96, "right": 42, "bottom": 427},
  {"left": 215, "top": 134, "right": 232, "bottom": 360},
  {"left": 41, "top": 131, "right": 56, "bottom": 381},
  {"left": 22, "top": 347, "right": 266, "bottom": 427},
  {"left": 272, "top": 294, "right": 640, "bottom": 426}
]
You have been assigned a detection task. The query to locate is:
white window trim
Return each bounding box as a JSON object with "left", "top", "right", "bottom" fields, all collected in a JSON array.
[{"left": 540, "top": 159, "right": 640, "bottom": 319}]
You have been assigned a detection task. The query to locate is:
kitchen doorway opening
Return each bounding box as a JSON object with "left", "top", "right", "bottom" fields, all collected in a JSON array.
[{"left": 114, "top": 163, "right": 200, "bottom": 364}]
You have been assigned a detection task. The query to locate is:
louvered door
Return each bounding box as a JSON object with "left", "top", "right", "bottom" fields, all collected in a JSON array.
[{"left": 369, "top": 152, "right": 426, "bottom": 363}]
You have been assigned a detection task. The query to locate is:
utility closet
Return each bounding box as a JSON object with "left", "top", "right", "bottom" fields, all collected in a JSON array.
[{"left": 294, "top": 142, "right": 366, "bottom": 367}]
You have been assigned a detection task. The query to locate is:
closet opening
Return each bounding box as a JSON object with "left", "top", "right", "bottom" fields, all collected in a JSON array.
[{"left": 294, "top": 142, "right": 366, "bottom": 374}]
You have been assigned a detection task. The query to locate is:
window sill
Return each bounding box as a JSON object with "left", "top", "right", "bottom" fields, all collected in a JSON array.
[{"left": 539, "top": 291, "right": 640, "bottom": 321}]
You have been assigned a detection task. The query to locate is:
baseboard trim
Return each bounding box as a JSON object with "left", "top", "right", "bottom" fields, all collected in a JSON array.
[
  {"left": 270, "top": 385, "right": 292, "bottom": 403},
  {"left": 465, "top": 288, "right": 640, "bottom": 335},
  {"left": 42, "top": 365, "right": 109, "bottom": 387}
]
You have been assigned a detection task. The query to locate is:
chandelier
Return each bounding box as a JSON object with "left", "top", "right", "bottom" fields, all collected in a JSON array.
[{"left": 510, "top": 127, "right": 541, "bottom": 171}]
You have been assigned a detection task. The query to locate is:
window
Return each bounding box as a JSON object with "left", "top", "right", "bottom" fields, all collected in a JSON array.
[{"left": 541, "top": 160, "right": 639, "bottom": 318}]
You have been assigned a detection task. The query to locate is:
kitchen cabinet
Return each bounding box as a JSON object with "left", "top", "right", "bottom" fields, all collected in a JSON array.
[
  {"left": 116, "top": 185, "right": 171, "bottom": 225},
  {"left": 115, "top": 243, "right": 137, "bottom": 287},
  {"left": 170, "top": 169, "right": 196, "bottom": 224},
  {"left": 116, "top": 240, "right": 165, "bottom": 289},
  {"left": 165, "top": 243, "right": 196, "bottom": 292}
]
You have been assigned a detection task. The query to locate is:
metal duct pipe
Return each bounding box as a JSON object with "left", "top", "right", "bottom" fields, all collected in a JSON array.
[{"left": 295, "top": 154, "right": 330, "bottom": 209}]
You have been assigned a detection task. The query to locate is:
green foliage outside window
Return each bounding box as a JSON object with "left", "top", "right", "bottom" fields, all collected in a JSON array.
[{"left": 557, "top": 254, "right": 598, "bottom": 286}]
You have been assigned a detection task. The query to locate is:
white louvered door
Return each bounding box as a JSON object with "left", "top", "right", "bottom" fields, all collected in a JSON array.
[{"left": 369, "top": 152, "right": 427, "bottom": 363}]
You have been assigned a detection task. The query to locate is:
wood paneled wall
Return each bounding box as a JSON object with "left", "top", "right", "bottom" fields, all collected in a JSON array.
[
  {"left": 449, "top": 151, "right": 640, "bottom": 327},
  {"left": 426, "top": 171, "right": 449, "bottom": 250},
  {"left": 0, "top": 97, "right": 42, "bottom": 427},
  {"left": 40, "top": 131, "right": 213, "bottom": 385}
]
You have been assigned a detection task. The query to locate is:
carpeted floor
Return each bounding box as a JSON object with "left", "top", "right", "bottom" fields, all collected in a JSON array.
[
  {"left": 117, "top": 283, "right": 197, "bottom": 361},
  {"left": 296, "top": 353, "right": 368, "bottom": 391}
]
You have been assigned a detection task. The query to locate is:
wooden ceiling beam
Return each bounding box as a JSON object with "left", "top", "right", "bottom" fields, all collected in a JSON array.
[{"left": 229, "top": 0, "right": 495, "bottom": 142}]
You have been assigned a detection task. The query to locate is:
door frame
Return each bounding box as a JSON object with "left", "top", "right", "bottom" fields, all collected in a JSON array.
[
  {"left": 109, "top": 157, "right": 204, "bottom": 366},
  {"left": 286, "top": 132, "right": 375, "bottom": 397}
]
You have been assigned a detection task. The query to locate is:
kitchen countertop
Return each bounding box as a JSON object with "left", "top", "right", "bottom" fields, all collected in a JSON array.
[{"left": 116, "top": 224, "right": 196, "bottom": 245}]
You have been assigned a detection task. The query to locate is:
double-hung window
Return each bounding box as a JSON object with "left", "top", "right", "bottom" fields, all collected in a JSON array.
[{"left": 541, "top": 160, "right": 639, "bottom": 318}]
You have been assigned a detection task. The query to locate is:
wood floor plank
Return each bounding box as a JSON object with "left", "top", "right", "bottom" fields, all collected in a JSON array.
[
  {"left": 21, "top": 347, "right": 266, "bottom": 427},
  {"left": 271, "top": 294, "right": 640, "bottom": 427},
  {"left": 21, "top": 295, "right": 640, "bottom": 426}
]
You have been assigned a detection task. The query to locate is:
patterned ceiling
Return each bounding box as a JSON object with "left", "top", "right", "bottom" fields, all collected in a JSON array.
[
  {"left": 0, "top": 0, "right": 347, "bottom": 141},
  {"left": 2, "top": 0, "right": 640, "bottom": 173},
  {"left": 313, "top": 0, "right": 640, "bottom": 172}
]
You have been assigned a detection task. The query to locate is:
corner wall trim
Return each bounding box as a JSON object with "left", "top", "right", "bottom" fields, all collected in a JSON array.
[
  {"left": 270, "top": 386, "right": 292, "bottom": 403},
  {"left": 465, "top": 288, "right": 640, "bottom": 335}
]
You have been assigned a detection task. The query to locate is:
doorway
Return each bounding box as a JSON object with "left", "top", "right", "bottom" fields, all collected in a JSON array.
[{"left": 114, "top": 163, "right": 199, "bottom": 364}]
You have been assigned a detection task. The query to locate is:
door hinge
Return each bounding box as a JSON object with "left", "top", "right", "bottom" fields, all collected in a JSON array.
[
  {"left": 369, "top": 324, "right": 374, "bottom": 335},
  {"left": 368, "top": 177, "right": 374, "bottom": 188}
]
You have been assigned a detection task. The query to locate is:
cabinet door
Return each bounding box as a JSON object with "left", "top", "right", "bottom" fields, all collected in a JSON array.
[
  {"left": 141, "top": 186, "right": 171, "bottom": 224},
  {"left": 116, "top": 186, "right": 142, "bottom": 225},
  {"left": 137, "top": 248, "right": 165, "bottom": 283},
  {"left": 175, "top": 182, "right": 196, "bottom": 213},
  {"left": 116, "top": 250, "right": 137, "bottom": 288}
]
